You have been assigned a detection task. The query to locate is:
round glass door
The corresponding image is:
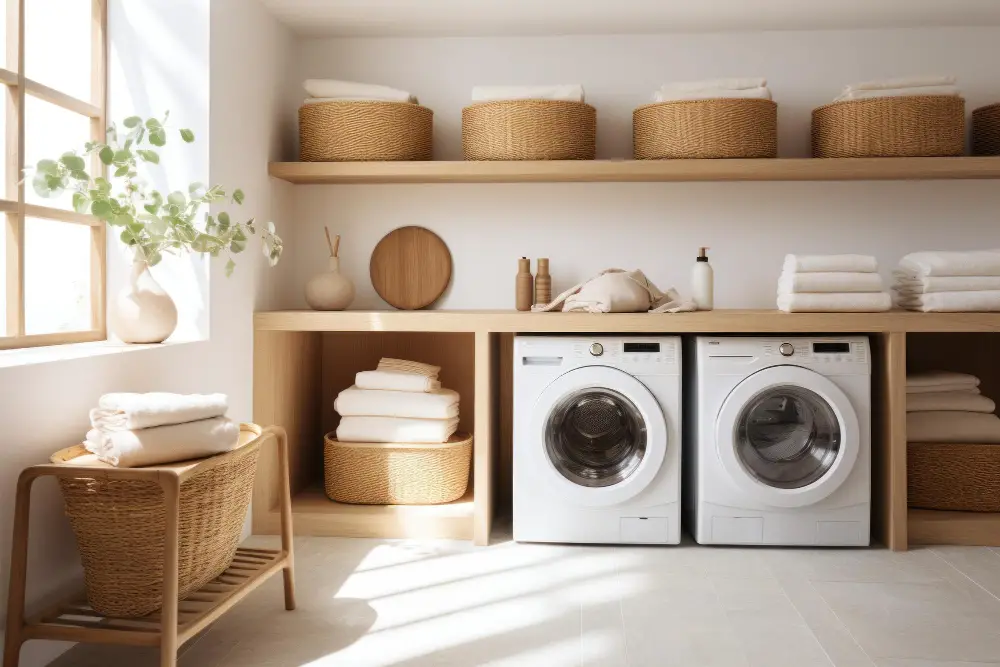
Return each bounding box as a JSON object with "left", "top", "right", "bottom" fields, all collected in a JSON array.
[
  {"left": 734, "top": 385, "right": 841, "bottom": 489},
  {"left": 544, "top": 387, "right": 647, "bottom": 487}
]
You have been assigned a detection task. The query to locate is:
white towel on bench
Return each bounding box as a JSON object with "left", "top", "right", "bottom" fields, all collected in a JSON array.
[
  {"left": 85, "top": 417, "right": 240, "bottom": 467},
  {"left": 90, "top": 392, "right": 228, "bottom": 431}
]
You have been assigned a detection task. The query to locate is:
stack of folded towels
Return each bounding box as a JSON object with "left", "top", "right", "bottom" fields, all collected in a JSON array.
[
  {"left": 86, "top": 393, "right": 238, "bottom": 467},
  {"left": 335, "top": 358, "right": 460, "bottom": 444},
  {"left": 471, "top": 85, "right": 584, "bottom": 103},
  {"left": 302, "top": 79, "right": 418, "bottom": 107},
  {"left": 893, "top": 250, "right": 1000, "bottom": 312},
  {"left": 907, "top": 371, "right": 1000, "bottom": 444},
  {"left": 833, "top": 75, "right": 960, "bottom": 102},
  {"left": 777, "top": 254, "right": 891, "bottom": 312},
  {"left": 652, "top": 77, "right": 771, "bottom": 103}
]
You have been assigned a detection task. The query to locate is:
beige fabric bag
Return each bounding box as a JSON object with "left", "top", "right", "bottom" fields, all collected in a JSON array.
[{"left": 532, "top": 269, "right": 696, "bottom": 313}]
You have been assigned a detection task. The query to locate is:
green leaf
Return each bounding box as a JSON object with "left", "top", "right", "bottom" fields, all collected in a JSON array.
[
  {"left": 146, "top": 249, "right": 163, "bottom": 266},
  {"left": 188, "top": 181, "right": 206, "bottom": 197},
  {"left": 144, "top": 203, "right": 159, "bottom": 215},
  {"left": 95, "top": 177, "right": 112, "bottom": 194},
  {"left": 230, "top": 239, "right": 247, "bottom": 253},
  {"left": 167, "top": 191, "right": 186, "bottom": 207},
  {"left": 119, "top": 229, "right": 136, "bottom": 245},
  {"left": 232, "top": 188, "right": 244, "bottom": 205},
  {"left": 149, "top": 129, "right": 166, "bottom": 147},
  {"left": 217, "top": 211, "right": 230, "bottom": 228},
  {"left": 124, "top": 216, "right": 143, "bottom": 234},
  {"left": 70, "top": 170, "right": 89, "bottom": 181},
  {"left": 60, "top": 153, "right": 86, "bottom": 172},
  {"left": 91, "top": 200, "right": 113, "bottom": 220},
  {"left": 37, "top": 159, "right": 60, "bottom": 176},
  {"left": 32, "top": 171, "right": 57, "bottom": 198},
  {"left": 225, "top": 259, "right": 235, "bottom": 277},
  {"left": 137, "top": 150, "right": 159, "bottom": 164},
  {"left": 123, "top": 116, "right": 142, "bottom": 128},
  {"left": 145, "top": 118, "right": 162, "bottom": 130},
  {"left": 108, "top": 199, "right": 121, "bottom": 214},
  {"left": 266, "top": 221, "right": 275, "bottom": 234},
  {"left": 115, "top": 165, "right": 130, "bottom": 177},
  {"left": 180, "top": 128, "right": 195, "bottom": 143},
  {"left": 113, "top": 149, "right": 132, "bottom": 164},
  {"left": 99, "top": 146, "right": 114, "bottom": 165},
  {"left": 72, "top": 192, "right": 90, "bottom": 214}
]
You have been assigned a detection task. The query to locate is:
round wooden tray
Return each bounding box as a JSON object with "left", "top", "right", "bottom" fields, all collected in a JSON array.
[{"left": 370, "top": 226, "right": 452, "bottom": 310}]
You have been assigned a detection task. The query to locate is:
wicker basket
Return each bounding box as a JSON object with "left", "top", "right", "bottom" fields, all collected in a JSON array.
[
  {"left": 324, "top": 432, "right": 472, "bottom": 505},
  {"left": 633, "top": 99, "right": 778, "bottom": 159},
  {"left": 462, "top": 100, "right": 596, "bottom": 160},
  {"left": 299, "top": 101, "right": 433, "bottom": 162},
  {"left": 972, "top": 102, "right": 1000, "bottom": 156},
  {"left": 811, "top": 95, "right": 965, "bottom": 158},
  {"left": 907, "top": 442, "right": 1000, "bottom": 512},
  {"left": 56, "top": 439, "right": 260, "bottom": 618}
]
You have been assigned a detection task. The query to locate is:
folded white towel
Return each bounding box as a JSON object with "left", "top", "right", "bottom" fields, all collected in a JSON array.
[
  {"left": 84, "top": 417, "right": 240, "bottom": 467},
  {"left": 893, "top": 274, "right": 1000, "bottom": 295},
  {"left": 90, "top": 392, "right": 228, "bottom": 432},
  {"left": 355, "top": 370, "right": 441, "bottom": 393},
  {"left": 834, "top": 86, "right": 960, "bottom": 102},
  {"left": 334, "top": 386, "right": 459, "bottom": 419},
  {"left": 336, "top": 416, "right": 459, "bottom": 444},
  {"left": 907, "top": 392, "right": 996, "bottom": 413},
  {"left": 897, "top": 251, "right": 1000, "bottom": 277},
  {"left": 653, "top": 87, "right": 771, "bottom": 103},
  {"left": 471, "top": 85, "right": 584, "bottom": 103},
  {"left": 377, "top": 358, "right": 440, "bottom": 379},
  {"left": 907, "top": 411, "right": 1000, "bottom": 444},
  {"left": 302, "top": 97, "right": 418, "bottom": 106},
  {"left": 776, "top": 292, "right": 891, "bottom": 313},
  {"left": 843, "top": 76, "right": 956, "bottom": 93},
  {"left": 907, "top": 371, "right": 980, "bottom": 392},
  {"left": 783, "top": 254, "right": 878, "bottom": 274},
  {"left": 661, "top": 78, "right": 767, "bottom": 93},
  {"left": 778, "top": 272, "right": 884, "bottom": 294},
  {"left": 303, "top": 79, "right": 415, "bottom": 103},
  {"left": 897, "top": 290, "right": 1000, "bottom": 312}
]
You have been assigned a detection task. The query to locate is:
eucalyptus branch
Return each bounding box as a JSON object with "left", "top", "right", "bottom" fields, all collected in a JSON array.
[{"left": 30, "top": 112, "right": 282, "bottom": 276}]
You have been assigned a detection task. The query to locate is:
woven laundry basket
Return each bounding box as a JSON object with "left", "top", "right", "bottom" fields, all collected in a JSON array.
[
  {"left": 462, "top": 100, "right": 596, "bottom": 160},
  {"left": 633, "top": 99, "right": 778, "bottom": 159},
  {"left": 324, "top": 432, "right": 472, "bottom": 505},
  {"left": 299, "top": 101, "right": 433, "bottom": 162},
  {"left": 972, "top": 102, "right": 1000, "bottom": 156},
  {"left": 811, "top": 95, "right": 965, "bottom": 158},
  {"left": 907, "top": 442, "right": 1000, "bottom": 512},
  {"left": 55, "top": 436, "right": 260, "bottom": 618}
]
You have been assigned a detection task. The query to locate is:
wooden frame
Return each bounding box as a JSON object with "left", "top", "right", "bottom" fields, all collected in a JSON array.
[
  {"left": 0, "top": 0, "right": 107, "bottom": 350},
  {"left": 2, "top": 425, "right": 296, "bottom": 667}
]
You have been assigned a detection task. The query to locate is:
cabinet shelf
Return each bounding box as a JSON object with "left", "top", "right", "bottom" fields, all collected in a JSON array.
[{"left": 268, "top": 157, "right": 1000, "bottom": 185}]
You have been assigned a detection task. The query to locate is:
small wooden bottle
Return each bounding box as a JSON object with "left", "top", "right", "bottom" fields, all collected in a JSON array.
[
  {"left": 516, "top": 257, "right": 534, "bottom": 311},
  {"left": 535, "top": 258, "right": 551, "bottom": 307}
]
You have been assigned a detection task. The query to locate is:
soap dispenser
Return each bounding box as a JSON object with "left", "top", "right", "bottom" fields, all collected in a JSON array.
[{"left": 691, "top": 247, "right": 713, "bottom": 311}]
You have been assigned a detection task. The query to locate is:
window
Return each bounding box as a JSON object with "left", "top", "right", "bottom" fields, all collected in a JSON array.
[{"left": 0, "top": 0, "right": 107, "bottom": 350}]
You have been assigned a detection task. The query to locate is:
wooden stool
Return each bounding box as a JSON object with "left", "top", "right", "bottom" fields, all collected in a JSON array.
[{"left": 2, "top": 424, "right": 296, "bottom": 667}]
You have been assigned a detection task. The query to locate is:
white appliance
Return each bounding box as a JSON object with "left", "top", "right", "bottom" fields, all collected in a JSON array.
[
  {"left": 513, "top": 336, "right": 682, "bottom": 545},
  {"left": 688, "top": 336, "right": 871, "bottom": 546}
]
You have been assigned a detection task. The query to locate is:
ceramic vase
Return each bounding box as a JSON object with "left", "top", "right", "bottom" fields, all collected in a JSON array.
[
  {"left": 110, "top": 259, "right": 178, "bottom": 343},
  {"left": 305, "top": 257, "right": 355, "bottom": 310}
]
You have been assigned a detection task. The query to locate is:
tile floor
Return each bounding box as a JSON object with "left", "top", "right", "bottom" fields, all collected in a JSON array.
[{"left": 49, "top": 534, "right": 1000, "bottom": 667}]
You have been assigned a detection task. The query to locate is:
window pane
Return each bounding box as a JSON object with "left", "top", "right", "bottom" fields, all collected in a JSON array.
[
  {"left": 25, "top": 96, "right": 90, "bottom": 211},
  {"left": 25, "top": 218, "right": 91, "bottom": 334},
  {"left": 26, "top": 0, "right": 91, "bottom": 101}
]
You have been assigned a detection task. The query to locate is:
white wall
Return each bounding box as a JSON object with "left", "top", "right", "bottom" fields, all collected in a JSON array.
[
  {"left": 281, "top": 28, "right": 1000, "bottom": 309},
  {"left": 0, "top": 1, "right": 291, "bottom": 665}
]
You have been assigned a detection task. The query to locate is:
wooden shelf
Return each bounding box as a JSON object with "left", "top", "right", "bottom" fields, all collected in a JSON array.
[
  {"left": 908, "top": 509, "right": 1000, "bottom": 547},
  {"left": 268, "top": 157, "right": 1000, "bottom": 185},
  {"left": 255, "top": 309, "right": 1000, "bottom": 334},
  {"left": 254, "top": 486, "right": 475, "bottom": 540}
]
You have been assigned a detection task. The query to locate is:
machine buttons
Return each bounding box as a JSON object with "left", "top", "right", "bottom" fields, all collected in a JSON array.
[
  {"left": 589, "top": 342, "right": 604, "bottom": 357},
  {"left": 779, "top": 342, "right": 795, "bottom": 357}
]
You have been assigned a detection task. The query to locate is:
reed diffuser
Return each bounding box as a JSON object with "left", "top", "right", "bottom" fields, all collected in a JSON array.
[{"left": 305, "top": 227, "right": 355, "bottom": 310}]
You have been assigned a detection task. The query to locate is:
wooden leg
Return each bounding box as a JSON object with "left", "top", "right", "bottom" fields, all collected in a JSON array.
[
  {"left": 473, "top": 332, "right": 494, "bottom": 546},
  {"left": 159, "top": 476, "right": 181, "bottom": 667},
  {"left": 269, "top": 426, "right": 296, "bottom": 611},
  {"left": 3, "top": 471, "right": 38, "bottom": 667},
  {"left": 878, "top": 332, "right": 908, "bottom": 551}
]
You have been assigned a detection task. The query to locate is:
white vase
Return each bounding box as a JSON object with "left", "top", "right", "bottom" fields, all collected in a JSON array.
[
  {"left": 110, "top": 259, "right": 178, "bottom": 343},
  {"left": 305, "top": 257, "right": 355, "bottom": 310}
]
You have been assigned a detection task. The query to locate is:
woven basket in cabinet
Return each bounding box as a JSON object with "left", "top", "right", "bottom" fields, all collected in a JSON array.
[
  {"left": 324, "top": 432, "right": 472, "bottom": 505},
  {"left": 811, "top": 95, "right": 965, "bottom": 158},
  {"left": 633, "top": 99, "right": 778, "bottom": 159},
  {"left": 299, "top": 101, "right": 433, "bottom": 161},
  {"left": 907, "top": 442, "right": 1000, "bottom": 512},
  {"left": 55, "top": 437, "right": 260, "bottom": 618},
  {"left": 972, "top": 102, "right": 1000, "bottom": 156},
  {"left": 462, "top": 100, "right": 596, "bottom": 160}
]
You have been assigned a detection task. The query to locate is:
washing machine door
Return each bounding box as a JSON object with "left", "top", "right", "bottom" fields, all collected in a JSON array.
[
  {"left": 528, "top": 366, "right": 667, "bottom": 507},
  {"left": 715, "top": 365, "right": 860, "bottom": 508}
]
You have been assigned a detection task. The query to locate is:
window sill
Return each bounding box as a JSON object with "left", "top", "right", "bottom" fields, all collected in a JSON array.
[{"left": 0, "top": 336, "right": 203, "bottom": 369}]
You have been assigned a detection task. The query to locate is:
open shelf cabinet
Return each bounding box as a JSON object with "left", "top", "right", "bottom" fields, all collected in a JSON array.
[{"left": 253, "top": 309, "right": 1000, "bottom": 549}]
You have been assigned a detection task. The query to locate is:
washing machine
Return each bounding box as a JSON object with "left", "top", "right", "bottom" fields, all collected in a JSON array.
[
  {"left": 688, "top": 336, "right": 871, "bottom": 546},
  {"left": 513, "top": 336, "right": 682, "bottom": 545}
]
